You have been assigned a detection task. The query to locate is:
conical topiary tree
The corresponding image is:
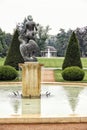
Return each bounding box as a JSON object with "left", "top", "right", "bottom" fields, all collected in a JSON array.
[
  {"left": 62, "top": 31, "right": 82, "bottom": 70},
  {"left": 4, "top": 29, "right": 24, "bottom": 70}
]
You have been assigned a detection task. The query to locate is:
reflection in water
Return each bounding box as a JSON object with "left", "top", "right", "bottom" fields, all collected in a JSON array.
[
  {"left": 10, "top": 98, "right": 21, "bottom": 114},
  {"left": 0, "top": 85, "right": 87, "bottom": 117},
  {"left": 64, "top": 86, "right": 83, "bottom": 113},
  {"left": 75, "top": 87, "right": 87, "bottom": 115},
  {"left": 41, "top": 85, "right": 72, "bottom": 117},
  {"left": 0, "top": 86, "right": 21, "bottom": 116},
  {"left": 22, "top": 98, "right": 40, "bottom": 115}
]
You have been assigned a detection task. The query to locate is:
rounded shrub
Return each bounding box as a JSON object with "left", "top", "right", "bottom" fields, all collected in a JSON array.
[
  {"left": 62, "top": 66, "right": 85, "bottom": 81},
  {"left": 0, "top": 65, "right": 18, "bottom": 81}
]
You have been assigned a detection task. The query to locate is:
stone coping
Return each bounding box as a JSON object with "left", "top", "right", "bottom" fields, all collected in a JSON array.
[
  {"left": 0, "top": 116, "right": 87, "bottom": 124},
  {"left": 0, "top": 82, "right": 87, "bottom": 124},
  {"left": 0, "top": 81, "right": 87, "bottom": 86}
]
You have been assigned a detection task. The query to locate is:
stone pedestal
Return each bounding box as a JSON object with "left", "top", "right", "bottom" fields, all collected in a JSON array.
[{"left": 19, "top": 62, "right": 42, "bottom": 98}]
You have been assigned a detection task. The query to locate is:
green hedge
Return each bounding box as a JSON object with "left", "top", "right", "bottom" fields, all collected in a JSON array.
[
  {"left": 62, "top": 66, "right": 85, "bottom": 81},
  {"left": 0, "top": 65, "right": 18, "bottom": 81}
]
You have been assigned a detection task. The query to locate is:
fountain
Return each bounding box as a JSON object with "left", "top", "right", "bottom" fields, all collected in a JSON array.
[
  {"left": 17, "top": 15, "right": 42, "bottom": 98},
  {"left": 1, "top": 16, "right": 87, "bottom": 129},
  {"left": 47, "top": 48, "right": 51, "bottom": 58}
]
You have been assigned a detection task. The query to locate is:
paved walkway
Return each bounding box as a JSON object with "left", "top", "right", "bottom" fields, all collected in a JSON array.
[
  {"left": 41, "top": 69, "right": 55, "bottom": 82},
  {"left": 1, "top": 123, "right": 87, "bottom": 130}
]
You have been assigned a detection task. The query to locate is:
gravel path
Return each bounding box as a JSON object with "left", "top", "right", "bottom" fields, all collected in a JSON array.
[{"left": 41, "top": 69, "right": 55, "bottom": 82}]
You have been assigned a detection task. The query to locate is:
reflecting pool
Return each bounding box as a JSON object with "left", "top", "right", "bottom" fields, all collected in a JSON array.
[{"left": 0, "top": 85, "right": 86, "bottom": 117}]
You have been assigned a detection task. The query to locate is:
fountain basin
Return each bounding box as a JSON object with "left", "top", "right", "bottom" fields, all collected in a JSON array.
[{"left": 0, "top": 82, "right": 87, "bottom": 122}]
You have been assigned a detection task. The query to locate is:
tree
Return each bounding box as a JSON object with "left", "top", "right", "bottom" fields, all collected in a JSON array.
[
  {"left": 0, "top": 28, "right": 7, "bottom": 57},
  {"left": 36, "top": 25, "right": 50, "bottom": 55},
  {"left": 75, "top": 27, "right": 87, "bottom": 57},
  {"left": 4, "top": 29, "right": 24, "bottom": 70},
  {"left": 46, "top": 35, "right": 57, "bottom": 47},
  {"left": 62, "top": 31, "right": 82, "bottom": 70},
  {"left": 0, "top": 28, "right": 12, "bottom": 57},
  {"left": 5, "top": 33, "right": 12, "bottom": 46},
  {"left": 55, "top": 29, "right": 72, "bottom": 56}
]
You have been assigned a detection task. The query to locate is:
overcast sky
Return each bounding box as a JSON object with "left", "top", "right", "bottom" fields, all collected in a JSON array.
[{"left": 0, "top": 0, "right": 87, "bottom": 35}]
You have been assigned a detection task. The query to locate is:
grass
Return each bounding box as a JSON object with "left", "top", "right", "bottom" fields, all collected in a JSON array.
[
  {"left": 54, "top": 69, "right": 64, "bottom": 82},
  {"left": 81, "top": 58, "right": 87, "bottom": 68},
  {"left": 1, "top": 57, "right": 87, "bottom": 82},
  {"left": 0, "top": 57, "right": 5, "bottom": 66},
  {"left": 1, "top": 57, "right": 87, "bottom": 68},
  {"left": 38, "top": 57, "right": 64, "bottom": 68},
  {"left": 38, "top": 57, "right": 87, "bottom": 68}
]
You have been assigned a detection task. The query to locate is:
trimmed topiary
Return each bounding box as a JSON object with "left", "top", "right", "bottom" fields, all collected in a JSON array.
[
  {"left": 0, "top": 65, "right": 18, "bottom": 81},
  {"left": 62, "top": 32, "right": 82, "bottom": 70},
  {"left": 4, "top": 29, "right": 24, "bottom": 70},
  {"left": 62, "top": 66, "right": 85, "bottom": 81}
]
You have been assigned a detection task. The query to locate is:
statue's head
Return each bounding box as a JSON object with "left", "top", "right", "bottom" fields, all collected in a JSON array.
[{"left": 27, "top": 15, "right": 33, "bottom": 21}]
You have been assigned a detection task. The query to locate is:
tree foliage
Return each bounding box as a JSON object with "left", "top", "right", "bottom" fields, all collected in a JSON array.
[
  {"left": 36, "top": 25, "right": 50, "bottom": 55},
  {"left": 0, "top": 28, "right": 12, "bottom": 57},
  {"left": 75, "top": 27, "right": 87, "bottom": 57},
  {"left": 4, "top": 30, "right": 24, "bottom": 70},
  {"left": 55, "top": 29, "right": 73, "bottom": 56},
  {"left": 62, "top": 32, "right": 82, "bottom": 70}
]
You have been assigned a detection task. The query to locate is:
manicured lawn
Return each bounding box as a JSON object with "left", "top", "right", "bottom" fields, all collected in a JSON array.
[
  {"left": 38, "top": 57, "right": 87, "bottom": 69},
  {"left": 81, "top": 58, "right": 87, "bottom": 68},
  {"left": 38, "top": 57, "right": 64, "bottom": 68},
  {"left": 1, "top": 57, "right": 87, "bottom": 68}
]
